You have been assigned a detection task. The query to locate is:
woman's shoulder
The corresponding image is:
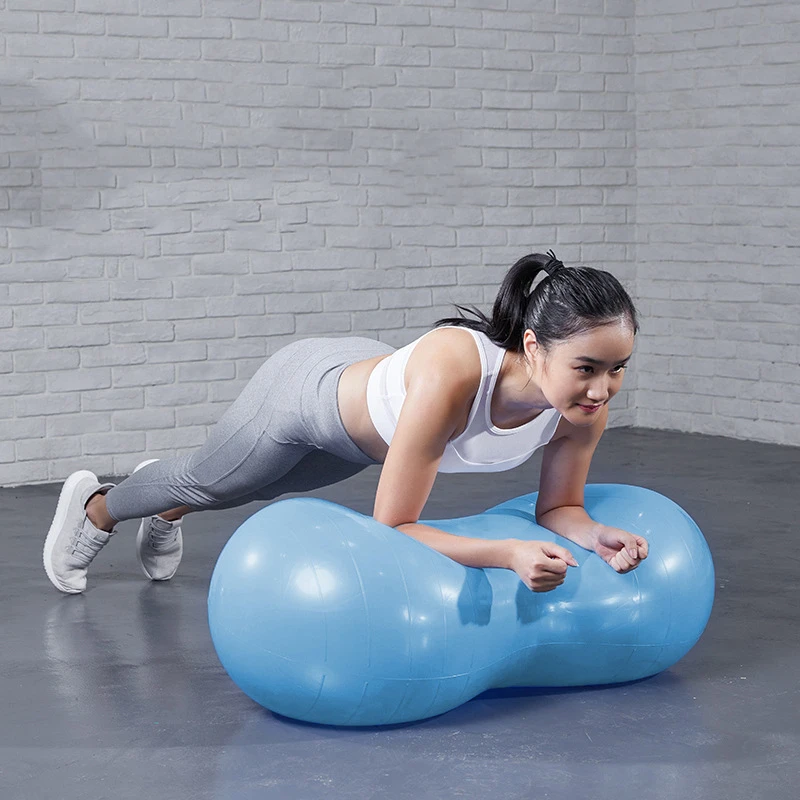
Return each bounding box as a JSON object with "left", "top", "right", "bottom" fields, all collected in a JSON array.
[{"left": 404, "top": 326, "right": 484, "bottom": 393}]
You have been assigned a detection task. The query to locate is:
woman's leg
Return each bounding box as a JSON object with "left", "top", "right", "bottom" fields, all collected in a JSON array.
[
  {"left": 100, "top": 342, "right": 319, "bottom": 524},
  {"left": 87, "top": 447, "right": 370, "bottom": 532},
  {"left": 98, "top": 335, "right": 391, "bottom": 525},
  {"left": 85, "top": 494, "right": 190, "bottom": 532},
  {"left": 45, "top": 336, "right": 393, "bottom": 593}
]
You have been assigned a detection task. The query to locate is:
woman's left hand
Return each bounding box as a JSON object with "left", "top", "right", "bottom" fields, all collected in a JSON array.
[{"left": 593, "top": 526, "right": 649, "bottom": 573}]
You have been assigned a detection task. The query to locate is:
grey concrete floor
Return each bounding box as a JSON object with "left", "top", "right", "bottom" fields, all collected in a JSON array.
[{"left": 1, "top": 427, "right": 798, "bottom": 800}]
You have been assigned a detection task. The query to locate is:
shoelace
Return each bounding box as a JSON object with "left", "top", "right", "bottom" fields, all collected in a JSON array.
[
  {"left": 147, "top": 519, "right": 179, "bottom": 551},
  {"left": 69, "top": 522, "right": 108, "bottom": 564}
]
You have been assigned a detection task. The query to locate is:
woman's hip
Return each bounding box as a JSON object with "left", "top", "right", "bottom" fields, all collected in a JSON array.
[{"left": 240, "top": 336, "right": 395, "bottom": 465}]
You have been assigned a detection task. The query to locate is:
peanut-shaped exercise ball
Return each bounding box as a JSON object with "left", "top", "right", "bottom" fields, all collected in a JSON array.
[{"left": 208, "top": 484, "right": 714, "bottom": 726}]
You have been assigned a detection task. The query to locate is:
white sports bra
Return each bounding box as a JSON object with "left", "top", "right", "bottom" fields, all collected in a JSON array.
[{"left": 365, "top": 326, "right": 562, "bottom": 473}]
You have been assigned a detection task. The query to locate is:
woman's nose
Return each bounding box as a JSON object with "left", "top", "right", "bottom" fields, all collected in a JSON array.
[{"left": 587, "top": 381, "right": 610, "bottom": 402}]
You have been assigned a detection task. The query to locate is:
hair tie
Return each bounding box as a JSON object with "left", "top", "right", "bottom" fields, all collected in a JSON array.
[{"left": 544, "top": 249, "right": 565, "bottom": 278}]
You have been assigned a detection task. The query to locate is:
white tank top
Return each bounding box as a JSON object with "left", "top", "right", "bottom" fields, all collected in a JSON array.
[{"left": 366, "top": 326, "right": 562, "bottom": 473}]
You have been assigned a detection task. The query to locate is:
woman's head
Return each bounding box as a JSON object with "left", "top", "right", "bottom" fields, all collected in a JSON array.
[
  {"left": 435, "top": 250, "right": 639, "bottom": 352},
  {"left": 434, "top": 250, "right": 640, "bottom": 423}
]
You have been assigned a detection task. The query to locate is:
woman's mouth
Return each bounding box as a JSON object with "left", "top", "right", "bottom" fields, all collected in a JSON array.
[{"left": 578, "top": 404, "right": 602, "bottom": 413}]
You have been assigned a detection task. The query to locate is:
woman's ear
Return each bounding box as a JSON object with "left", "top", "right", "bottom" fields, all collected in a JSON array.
[{"left": 522, "top": 329, "right": 539, "bottom": 365}]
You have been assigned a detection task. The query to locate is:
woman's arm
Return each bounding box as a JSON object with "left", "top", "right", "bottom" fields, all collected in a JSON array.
[
  {"left": 371, "top": 357, "right": 513, "bottom": 568},
  {"left": 536, "top": 407, "right": 648, "bottom": 571},
  {"left": 372, "top": 344, "right": 576, "bottom": 590}
]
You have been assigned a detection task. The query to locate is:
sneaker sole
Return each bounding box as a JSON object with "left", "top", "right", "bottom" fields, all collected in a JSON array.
[
  {"left": 43, "top": 470, "right": 98, "bottom": 594},
  {"left": 132, "top": 459, "right": 175, "bottom": 581}
]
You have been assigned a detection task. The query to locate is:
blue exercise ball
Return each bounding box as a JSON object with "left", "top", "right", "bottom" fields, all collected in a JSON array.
[{"left": 208, "top": 484, "right": 715, "bottom": 727}]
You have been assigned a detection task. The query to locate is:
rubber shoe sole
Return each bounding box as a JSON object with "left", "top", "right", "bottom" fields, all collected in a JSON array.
[{"left": 43, "top": 470, "right": 98, "bottom": 594}]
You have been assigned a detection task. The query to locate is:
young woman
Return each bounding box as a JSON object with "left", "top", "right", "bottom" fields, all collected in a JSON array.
[{"left": 44, "top": 250, "right": 648, "bottom": 595}]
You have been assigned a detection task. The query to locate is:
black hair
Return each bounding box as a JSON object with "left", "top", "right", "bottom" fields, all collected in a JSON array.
[{"left": 434, "top": 251, "right": 640, "bottom": 355}]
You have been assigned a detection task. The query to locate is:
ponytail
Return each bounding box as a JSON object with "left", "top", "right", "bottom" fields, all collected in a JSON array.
[{"left": 434, "top": 250, "right": 639, "bottom": 353}]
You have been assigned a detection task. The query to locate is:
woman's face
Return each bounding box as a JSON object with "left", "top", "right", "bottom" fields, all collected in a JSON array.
[{"left": 526, "top": 320, "right": 635, "bottom": 426}]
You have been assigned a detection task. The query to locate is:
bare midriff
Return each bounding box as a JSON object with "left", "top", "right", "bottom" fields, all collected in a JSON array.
[{"left": 337, "top": 354, "right": 394, "bottom": 464}]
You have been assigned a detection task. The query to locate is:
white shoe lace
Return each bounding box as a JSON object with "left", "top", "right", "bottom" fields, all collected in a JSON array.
[
  {"left": 147, "top": 519, "right": 179, "bottom": 552},
  {"left": 69, "top": 522, "right": 109, "bottom": 566}
]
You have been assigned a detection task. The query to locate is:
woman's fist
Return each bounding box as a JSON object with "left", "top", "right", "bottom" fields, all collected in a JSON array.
[
  {"left": 593, "top": 526, "right": 649, "bottom": 573},
  {"left": 509, "top": 540, "right": 579, "bottom": 593}
]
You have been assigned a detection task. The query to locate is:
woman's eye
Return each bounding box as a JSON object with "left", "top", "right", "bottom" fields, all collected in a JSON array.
[{"left": 577, "top": 365, "right": 628, "bottom": 374}]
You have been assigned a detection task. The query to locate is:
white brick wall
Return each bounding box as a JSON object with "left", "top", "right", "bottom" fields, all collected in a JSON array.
[
  {"left": 634, "top": 0, "right": 800, "bottom": 447},
  {"left": 3, "top": 1, "right": 794, "bottom": 488},
  {"left": 1, "top": 0, "right": 637, "bottom": 486}
]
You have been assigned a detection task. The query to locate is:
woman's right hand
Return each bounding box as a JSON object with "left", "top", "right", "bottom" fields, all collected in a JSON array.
[{"left": 508, "top": 539, "right": 579, "bottom": 593}]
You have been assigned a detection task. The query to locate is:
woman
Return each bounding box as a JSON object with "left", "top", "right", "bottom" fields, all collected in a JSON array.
[{"left": 44, "top": 250, "right": 648, "bottom": 595}]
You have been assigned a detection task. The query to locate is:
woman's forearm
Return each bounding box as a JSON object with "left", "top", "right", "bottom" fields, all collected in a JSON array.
[
  {"left": 535, "top": 505, "right": 603, "bottom": 551},
  {"left": 395, "top": 522, "right": 515, "bottom": 570}
]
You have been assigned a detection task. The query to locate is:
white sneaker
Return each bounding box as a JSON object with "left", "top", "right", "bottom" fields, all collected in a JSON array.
[
  {"left": 133, "top": 459, "right": 184, "bottom": 581},
  {"left": 43, "top": 470, "right": 117, "bottom": 594}
]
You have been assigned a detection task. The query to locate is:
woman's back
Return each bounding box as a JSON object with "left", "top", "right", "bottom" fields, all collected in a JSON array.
[
  {"left": 366, "top": 326, "right": 560, "bottom": 473},
  {"left": 336, "top": 327, "right": 479, "bottom": 464},
  {"left": 337, "top": 326, "right": 560, "bottom": 469}
]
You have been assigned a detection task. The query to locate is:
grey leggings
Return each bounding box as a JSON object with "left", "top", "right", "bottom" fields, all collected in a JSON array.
[{"left": 104, "top": 336, "right": 395, "bottom": 522}]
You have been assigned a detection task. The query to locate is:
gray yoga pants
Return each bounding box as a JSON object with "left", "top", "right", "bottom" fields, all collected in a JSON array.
[{"left": 104, "top": 336, "right": 395, "bottom": 523}]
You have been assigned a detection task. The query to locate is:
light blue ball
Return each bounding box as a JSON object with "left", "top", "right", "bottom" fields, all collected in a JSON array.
[{"left": 208, "top": 484, "right": 715, "bottom": 726}]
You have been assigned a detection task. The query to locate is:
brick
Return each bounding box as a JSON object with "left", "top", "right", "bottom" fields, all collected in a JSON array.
[
  {"left": 81, "top": 344, "right": 147, "bottom": 368},
  {"left": 84, "top": 431, "right": 146, "bottom": 455},
  {"left": 45, "top": 281, "right": 110, "bottom": 303},
  {"left": 0, "top": 328, "right": 44, "bottom": 352},
  {"left": 206, "top": 296, "right": 264, "bottom": 317},
  {"left": 145, "top": 384, "right": 208, "bottom": 408},
  {"left": 76, "top": 0, "right": 137, "bottom": 12},
  {"left": 236, "top": 315, "right": 295, "bottom": 338},
  {"left": 177, "top": 360, "right": 236, "bottom": 382},
  {"left": 15, "top": 305, "right": 77, "bottom": 327},
  {"left": 17, "top": 436, "right": 82, "bottom": 461},
  {"left": 110, "top": 322, "right": 174, "bottom": 344},
  {"left": 145, "top": 181, "right": 229, "bottom": 207},
  {"left": 294, "top": 313, "right": 351, "bottom": 334},
  {"left": 144, "top": 298, "right": 206, "bottom": 321},
  {"left": 175, "top": 403, "right": 225, "bottom": 427},
  {"left": 113, "top": 408, "right": 175, "bottom": 431},
  {"left": 0, "top": 461, "right": 49, "bottom": 486},
  {"left": 15, "top": 349, "right": 80, "bottom": 372},
  {"left": 146, "top": 342, "right": 207, "bottom": 364},
  {"left": 146, "top": 426, "right": 208, "bottom": 451},
  {"left": 323, "top": 291, "right": 379, "bottom": 313},
  {"left": 79, "top": 302, "right": 143, "bottom": 325},
  {"left": 47, "top": 368, "right": 111, "bottom": 393},
  {"left": 207, "top": 340, "right": 266, "bottom": 361},
  {"left": 170, "top": 18, "right": 232, "bottom": 38},
  {"left": 174, "top": 318, "right": 236, "bottom": 341},
  {"left": 264, "top": 293, "right": 322, "bottom": 314},
  {"left": 0, "top": 417, "right": 45, "bottom": 440},
  {"left": 15, "top": 393, "right": 81, "bottom": 418},
  {"left": 379, "top": 288, "right": 433, "bottom": 310},
  {"left": 110, "top": 364, "right": 175, "bottom": 388},
  {"left": 170, "top": 278, "right": 234, "bottom": 300},
  {"left": 351, "top": 309, "right": 405, "bottom": 330},
  {"left": 47, "top": 412, "right": 112, "bottom": 437}
]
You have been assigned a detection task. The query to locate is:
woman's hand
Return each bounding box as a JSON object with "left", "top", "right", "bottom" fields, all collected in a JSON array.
[
  {"left": 509, "top": 539, "right": 579, "bottom": 593},
  {"left": 593, "top": 526, "right": 649, "bottom": 573}
]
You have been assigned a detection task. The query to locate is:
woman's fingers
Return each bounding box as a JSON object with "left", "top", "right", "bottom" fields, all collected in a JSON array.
[
  {"left": 617, "top": 546, "right": 637, "bottom": 568},
  {"left": 541, "top": 542, "right": 579, "bottom": 567}
]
